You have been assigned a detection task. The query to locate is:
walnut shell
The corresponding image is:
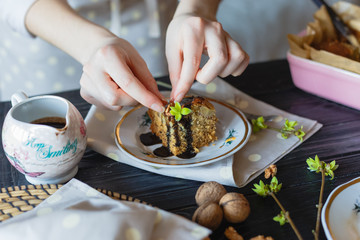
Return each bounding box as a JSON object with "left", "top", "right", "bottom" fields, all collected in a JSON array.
[
  {"left": 224, "top": 226, "right": 244, "bottom": 240},
  {"left": 192, "top": 202, "right": 223, "bottom": 230},
  {"left": 219, "top": 192, "right": 250, "bottom": 223},
  {"left": 195, "top": 181, "right": 227, "bottom": 206}
]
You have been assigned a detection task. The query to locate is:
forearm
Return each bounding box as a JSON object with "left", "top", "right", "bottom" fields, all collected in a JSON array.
[
  {"left": 174, "top": 0, "right": 221, "bottom": 20},
  {"left": 25, "top": 0, "right": 116, "bottom": 64}
]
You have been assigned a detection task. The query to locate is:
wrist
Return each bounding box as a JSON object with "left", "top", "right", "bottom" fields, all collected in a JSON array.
[
  {"left": 78, "top": 27, "right": 118, "bottom": 65},
  {"left": 174, "top": 0, "right": 221, "bottom": 21}
]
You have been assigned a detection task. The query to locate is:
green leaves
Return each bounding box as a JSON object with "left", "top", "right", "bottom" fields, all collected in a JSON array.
[
  {"left": 252, "top": 180, "right": 269, "bottom": 197},
  {"left": 294, "top": 126, "right": 306, "bottom": 141},
  {"left": 324, "top": 160, "right": 339, "bottom": 180},
  {"left": 282, "top": 119, "right": 297, "bottom": 131},
  {"left": 169, "top": 102, "right": 192, "bottom": 121},
  {"left": 251, "top": 116, "right": 268, "bottom": 133},
  {"left": 250, "top": 117, "right": 306, "bottom": 141},
  {"left": 269, "top": 176, "right": 282, "bottom": 193},
  {"left": 306, "top": 155, "right": 339, "bottom": 180},
  {"left": 280, "top": 119, "right": 306, "bottom": 141},
  {"left": 273, "top": 211, "right": 288, "bottom": 226},
  {"left": 252, "top": 176, "right": 282, "bottom": 197},
  {"left": 306, "top": 155, "right": 322, "bottom": 173}
]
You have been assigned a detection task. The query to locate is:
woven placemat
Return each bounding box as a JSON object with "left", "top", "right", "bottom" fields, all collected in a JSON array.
[{"left": 0, "top": 184, "right": 149, "bottom": 222}]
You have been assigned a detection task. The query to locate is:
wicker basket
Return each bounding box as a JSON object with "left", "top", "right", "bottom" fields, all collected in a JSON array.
[{"left": 0, "top": 184, "right": 148, "bottom": 222}]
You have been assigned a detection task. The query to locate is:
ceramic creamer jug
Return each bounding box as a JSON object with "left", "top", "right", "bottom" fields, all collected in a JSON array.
[{"left": 2, "top": 91, "right": 87, "bottom": 184}]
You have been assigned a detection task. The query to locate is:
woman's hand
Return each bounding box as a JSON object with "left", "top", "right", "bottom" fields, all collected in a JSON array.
[
  {"left": 166, "top": 9, "right": 249, "bottom": 102},
  {"left": 26, "top": 0, "right": 164, "bottom": 112},
  {"left": 80, "top": 38, "right": 165, "bottom": 112}
]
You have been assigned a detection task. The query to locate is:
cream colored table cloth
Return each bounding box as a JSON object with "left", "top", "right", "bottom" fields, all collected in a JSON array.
[{"left": 0, "top": 179, "right": 210, "bottom": 240}]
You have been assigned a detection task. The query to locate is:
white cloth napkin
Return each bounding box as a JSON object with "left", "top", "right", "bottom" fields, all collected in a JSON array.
[
  {"left": 0, "top": 179, "right": 210, "bottom": 240},
  {"left": 84, "top": 77, "right": 322, "bottom": 187}
]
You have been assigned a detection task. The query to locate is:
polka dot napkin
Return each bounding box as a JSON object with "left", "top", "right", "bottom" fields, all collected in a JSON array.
[
  {"left": 85, "top": 77, "right": 322, "bottom": 187},
  {"left": 0, "top": 179, "right": 210, "bottom": 240}
]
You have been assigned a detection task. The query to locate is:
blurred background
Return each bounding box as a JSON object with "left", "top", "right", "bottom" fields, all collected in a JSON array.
[
  {"left": 0, "top": 0, "right": 359, "bottom": 101},
  {"left": 217, "top": 0, "right": 359, "bottom": 63}
]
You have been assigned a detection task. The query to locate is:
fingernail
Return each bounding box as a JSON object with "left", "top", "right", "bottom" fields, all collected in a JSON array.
[
  {"left": 175, "top": 92, "right": 185, "bottom": 102},
  {"left": 150, "top": 103, "right": 165, "bottom": 113}
]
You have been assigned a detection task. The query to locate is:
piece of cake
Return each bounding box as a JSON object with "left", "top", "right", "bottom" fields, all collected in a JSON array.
[{"left": 147, "top": 96, "right": 217, "bottom": 158}]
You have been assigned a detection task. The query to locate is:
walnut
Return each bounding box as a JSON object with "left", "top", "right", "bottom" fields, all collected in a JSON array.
[
  {"left": 224, "top": 226, "right": 244, "bottom": 240},
  {"left": 192, "top": 202, "right": 223, "bottom": 230},
  {"left": 264, "top": 164, "right": 277, "bottom": 179},
  {"left": 219, "top": 192, "right": 250, "bottom": 223},
  {"left": 249, "top": 235, "right": 274, "bottom": 240},
  {"left": 195, "top": 181, "right": 227, "bottom": 206}
]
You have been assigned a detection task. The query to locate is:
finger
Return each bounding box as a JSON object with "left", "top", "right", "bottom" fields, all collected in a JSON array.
[
  {"left": 104, "top": 54, "right": 164, "bottom": 112},
  {"left": 130, "top": 55, "right": 165, "bottom": 101},
  {"left": 166, "top": 37, "right": 183, "bottom": 99},
  {"left": 196, "top": 23, "right": 228, "bottom": 84},
  {"left": 80, "top": 88, "right": 123, "bottom": 111},
  {"left": 79, "top": 72, "right": 101, "bottom": 102},
  {"left": 80, "top": 70, "right": 137, "bottom": 109},
  {"left": 219, "top": 35, "right": 249, "bottom": 78},
  {"left": 232, "top": 51, "right": 250, "bottom": 76},
  {"left": 82, "top": 67, "right": 137, "bottom": 107},
  {"left": 166, "top": 49, "right": 183, "bottom": 100},
  {"left": 172, "top": 28, "right": 204, "bottom": 102}
]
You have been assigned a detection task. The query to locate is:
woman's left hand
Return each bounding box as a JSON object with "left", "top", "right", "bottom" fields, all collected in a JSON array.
[{"left": 166, "top": 14, "right": 249, "bottom": 102}]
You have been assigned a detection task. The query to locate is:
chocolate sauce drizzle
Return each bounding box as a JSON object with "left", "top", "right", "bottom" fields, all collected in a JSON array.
[
  {"left": 139, "top": 132, "right": 162, "bottom": 146},
  {"left": 153, "top": 146, "right": 172, "bottom": 157},
  {"left": 139, "top": 96, "right": 199, "bottom": 159}
]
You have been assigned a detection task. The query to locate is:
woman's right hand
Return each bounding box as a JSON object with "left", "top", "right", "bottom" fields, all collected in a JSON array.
[{"left": 79, "top": 38, "right": 165, "bottom": 112}]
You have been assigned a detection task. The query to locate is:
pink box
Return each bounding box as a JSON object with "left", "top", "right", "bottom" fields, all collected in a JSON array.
[{"left": 287, "top": 51, "right": 360, "bottom": 110}]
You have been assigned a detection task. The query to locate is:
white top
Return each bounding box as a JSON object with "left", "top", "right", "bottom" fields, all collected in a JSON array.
[
  {"left": 0, "top": 0, "right": 38, "bottom": 38},
  {"left": 0, "top": 0, "right": 176, "bottom": 101}
]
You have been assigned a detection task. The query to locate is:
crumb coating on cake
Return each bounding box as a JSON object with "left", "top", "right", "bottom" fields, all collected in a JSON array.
[{"left": 147, "top": 96, "right": 218, "bottom": 156}]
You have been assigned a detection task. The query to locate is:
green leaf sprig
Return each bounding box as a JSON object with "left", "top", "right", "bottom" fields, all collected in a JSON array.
[
  {"left": 251, "top": 116, "right": 267, "bottom": 133},
  {"left": 252, "top": 155, "right": 339, "bottom": 240},
  {"left": 306, "top": 155, "right": 338, "bottom": 240},
  {"left": 251, "top": 117, "right": 306, "bottom": 141},
  {"left": 306, "top": 155, "right": 338, "bottom": 180},
  {"left": 169, "top": 102, "right": 192, "bottom": 121},
  {"left": 252, "top": 176, "right": 282, "bottom": 197},
  {"left": 252, "top": 180, "right": 268, "bottom": 197},
  {"left": 252, "top": 177, "right": 303, "bottom": 240},
  {"left": 273, "top": 211, "right": 288, "bottom": 226},
  {"left": 281, "top": 119, "right": 306, "bottom": 141}
]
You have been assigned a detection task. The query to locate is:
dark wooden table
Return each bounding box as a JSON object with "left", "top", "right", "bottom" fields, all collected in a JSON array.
[{"left": 1, "top": 59, "right": 360, "bottom": 240}]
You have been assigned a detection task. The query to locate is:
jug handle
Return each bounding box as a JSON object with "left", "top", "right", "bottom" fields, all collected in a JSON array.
[{"left": 11, "top": 91, "right": 28, "bottom": 106}]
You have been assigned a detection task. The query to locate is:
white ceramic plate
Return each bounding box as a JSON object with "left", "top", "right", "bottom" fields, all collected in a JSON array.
[
  {"left": 322, "top": 177, "right": 360, "bottom": 240},
  {"left": 115, "top": 98, "right": 251, "bottom": 168}
]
